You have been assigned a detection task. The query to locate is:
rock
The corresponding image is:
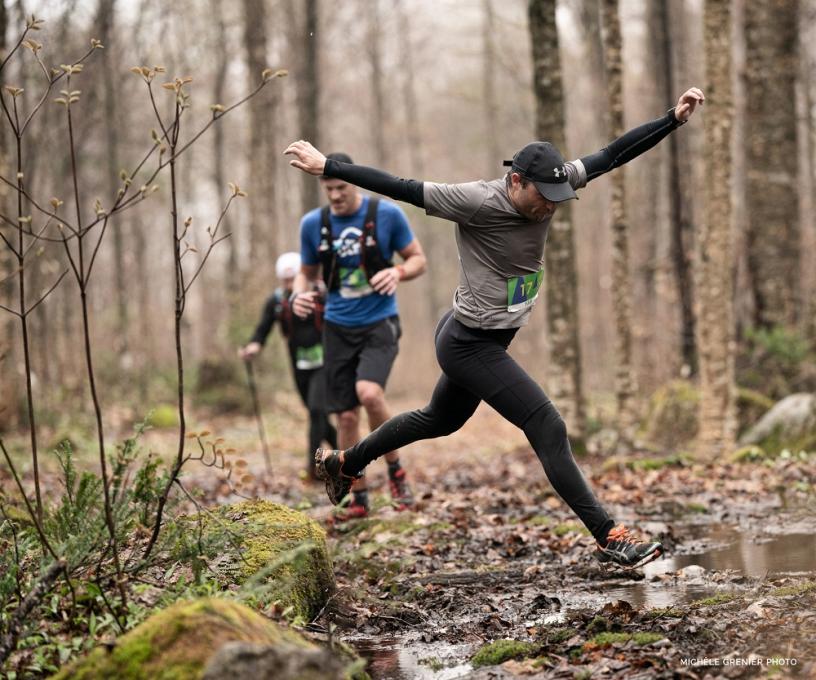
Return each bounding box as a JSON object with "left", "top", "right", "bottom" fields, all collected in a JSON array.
[
  {"left": 640, "top": 380, "right": 700, "bottom": 450},
  {"left": 745, "top": 599, "right": 771, "bottom": 619},
  {"left": 678, "top": 565, "right": 706, "bottom": 580},
  {"left": 202, "top": 641, "right": 346, "bottom": 680},
  {"left": 52, "top": 597, "right": 343, "bottom": 680},
  {"left": 738, "top": 392, "right": 816, "bottom": 453},
  {"left": 207, "top": 500, "right": 336, "bottom": 622}
]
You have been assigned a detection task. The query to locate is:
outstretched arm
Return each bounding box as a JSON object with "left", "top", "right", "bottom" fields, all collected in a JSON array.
[
  {"left": 581, "top": 87, "right": 704, "bottom": 182},
  {"left": 284, "top": 141, "right": 426, "bottom": 208}
]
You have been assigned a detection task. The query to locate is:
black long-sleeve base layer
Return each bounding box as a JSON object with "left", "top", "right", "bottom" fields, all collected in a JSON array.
[{"left": 341, "top": 311, "right": 616, "bottom": 544}]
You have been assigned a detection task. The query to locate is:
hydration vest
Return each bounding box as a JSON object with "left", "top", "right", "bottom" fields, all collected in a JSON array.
[
  {"left": 318, "top": 197, "right": 393, "bottom": 292},
  {"left": 276, "top": 288, "right": 324, "bottom": 340}
]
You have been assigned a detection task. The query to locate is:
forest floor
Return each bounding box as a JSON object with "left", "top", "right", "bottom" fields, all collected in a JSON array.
[
  {"left": 4, "top": 390, "right": 816, "bottom": 678},
  {"left": 176, "top": 391, "right": 816, "bottom": 679}
]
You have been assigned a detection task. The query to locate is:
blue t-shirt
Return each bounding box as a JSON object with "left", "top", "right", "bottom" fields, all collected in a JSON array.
[{"left": 300, "top": 196, "right": 414, "bottom": 327}]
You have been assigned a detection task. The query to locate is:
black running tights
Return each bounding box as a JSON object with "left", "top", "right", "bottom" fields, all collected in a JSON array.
[{"left": 341, "top": 310, "right": 615, "bottom": 544}]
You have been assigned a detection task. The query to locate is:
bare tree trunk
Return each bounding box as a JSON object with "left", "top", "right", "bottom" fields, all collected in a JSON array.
[
  {"left": 243, "top": 0, "right": 276, "bottom": 274},
  {"left": 529, "top": 0, "right": 586, "bottom": 439},
  {"left": 696, "top": 0, "right": 736, "bottom": 457},
  {"left": 0, "top": 0, "right": 14, "bottom": 430},
  {"left": 297, "top": 0, "right": 320, "bottom": 213},
  {"left": 798, "top": 0, "right": 816, "bottom": 341},
  {"left": 368, "top": 0, "right": 388, "bottom": 167},
  {"left": 744, "top": 0, "right": 800, "bottom": 328},
  {"left": 395, "top": 0, "right": 423, "bottom": 179},
  {"left": 658, "top": 0, "right": 697, "bottom": 375},
  {"left": 482, "top": 0, "right": 501, "bottom": 175},
  {"left": 211, "top": 0, "right": 237, "bottom": 301},
  {"left": 601, "top": 0, "right": 637, "bottom": 439},
  {"left": 95, "top": 0, "right": 129, "bottom": 359}
]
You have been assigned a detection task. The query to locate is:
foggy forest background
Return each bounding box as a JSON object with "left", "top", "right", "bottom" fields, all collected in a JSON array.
[{"left": 1, "top": 0, "right": 815, "bottom": 450}]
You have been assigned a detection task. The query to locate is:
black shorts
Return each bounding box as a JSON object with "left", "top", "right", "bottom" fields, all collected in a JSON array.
[
  {"left": 292, "top": 366, "right": 329, "bottom": 412},
  {"left": 323, "top": 316, "right": 401, "bottom": 413}
]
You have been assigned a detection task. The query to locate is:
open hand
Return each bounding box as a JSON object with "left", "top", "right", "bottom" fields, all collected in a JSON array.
[
  {"left": 284, "top": 140, "right": 326, "bottom": 176},
  {"left": 674, "top": 87, "right": 705, "bottom": 122}
]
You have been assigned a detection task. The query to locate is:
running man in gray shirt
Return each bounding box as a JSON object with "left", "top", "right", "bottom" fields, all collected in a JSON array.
[{"left": 286, "top": 87, "right": 704, "bottom": 569}]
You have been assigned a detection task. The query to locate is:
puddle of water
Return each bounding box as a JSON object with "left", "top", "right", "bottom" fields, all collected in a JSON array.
[
  {"left": 665, "top": 530, "right": 816, "bottom": 577},
  {"left": 589, "top": 528, "right": 816, "bottom": 610},
  {"left": 353, "top": 637, "right": 473, "bottom": 680}
]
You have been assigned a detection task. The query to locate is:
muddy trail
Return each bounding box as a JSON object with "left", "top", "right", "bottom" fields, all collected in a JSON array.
[{"left": 185, "top": 399, "right": 816, "bottom": 678}]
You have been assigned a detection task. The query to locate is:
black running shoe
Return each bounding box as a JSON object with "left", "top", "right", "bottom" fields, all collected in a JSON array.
[
  {"left": 594, "top": 524, "right": 663, "bottom": 569},
  {"left": 388, "top": 468, "right": 415, "bottom": 510},
  {"left": 314, "top": 449, "right": 361, "bottom": 505}
]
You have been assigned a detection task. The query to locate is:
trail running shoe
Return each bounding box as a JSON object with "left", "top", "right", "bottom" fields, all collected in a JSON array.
[
  {"left": 328, "top": 498, "right": 370, "bottom": 525},
  {"left": 388, "top": 468, "right": 415, "bottom": 510},
  {"left": 314, "top": 449, "right": 361, "bottom": 505},
  {"left": 594, "top": 524, "right": 663, "bottom": 569}
]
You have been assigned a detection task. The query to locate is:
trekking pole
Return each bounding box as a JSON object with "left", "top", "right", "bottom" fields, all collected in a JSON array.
[{"left": 244, "top": 361, "right": 273, "bottom": 476}]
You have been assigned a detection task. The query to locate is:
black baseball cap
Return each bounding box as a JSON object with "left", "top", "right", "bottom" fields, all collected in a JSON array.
[{"left": 503, "top": 142, "right": 577, "bottom": 202}]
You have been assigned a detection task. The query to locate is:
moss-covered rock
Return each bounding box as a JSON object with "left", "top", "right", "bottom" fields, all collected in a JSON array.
[
  {"left": 738, "top": 393, "right": 816, "bottom": 455},
  {"left": 52, "top": 597, "right": 335, "bottom": 680},
  {"left": 640, "top": 380, "right": 700, "bottom": 451},
  {"left": 208, "top": 500, "right": 335, "bottom": 622}
]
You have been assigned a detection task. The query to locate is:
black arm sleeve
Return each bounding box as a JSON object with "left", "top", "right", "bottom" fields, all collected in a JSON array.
[
  {"left": 580, "top": 108, "right": 684, "bottom": 182},
  {"left": 249, "top": 295, "right": 277, "bottom": 346},
  {"left": 323, "top": 159, "right": 425, "bottom": 208}
]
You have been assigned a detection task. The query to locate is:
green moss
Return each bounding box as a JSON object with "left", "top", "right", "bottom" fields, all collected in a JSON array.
[
  {"left": 588, "top": 631, "right": 663, "bottom": 647},
  {"left": 471, "top": 639, "right": 538, "bottom": 668},
  {"left": 552, "top": 522, "right": 590, "bottom": 537},
  {"left": 627, "top": 453, "right": 689, "bottom": 471},
  {"left": 689, "top": 593, "right": 739, "bottom": 608},
  {"left": 769, "top": 581, "right": 816, "bottom": 597},
  {"left": 526, "top": 515, "right": 550, "bottom": 526},
  {"left": 545, "top": 627, "right": 574, "bottom": 643},
  {"left": 729, "top": 445, "right": 768, "bottom": 463},
  {"left": 207, "top": 500, "right": 335, "bottom": 621},
  {"left": 146, "top": 404, "right": 179, "bottom": 429},
  {"left": 53, "top": 598, "right": 311, "bottom": 680},
  {"left": 419, "top": 657, "right": 445, "bottom": 671},
  {"left": 645, "top": 607, "right": 683, "bottom": 619},
  {"left": 685, "top": 502, "right": 708, "bottom": 514},
  {"left": 586, "top": 616, "right": 608, "bottom": 634}
]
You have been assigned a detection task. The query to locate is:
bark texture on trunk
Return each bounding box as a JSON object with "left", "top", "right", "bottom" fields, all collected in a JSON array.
[
  {"left": 529, "top": 0, "right": 586, "bottom": 438},
  {"left": 601, "top": 0, "right": 637, "bottom": 437},
  {"left": 697, "top": 0, "right": 737, "bottom": 457},
  {"left": 243, "top": 0, "right": 278, "bottom": 272},
  {"left": 744, "top": 0, "right": 800, "bottom": 328}
]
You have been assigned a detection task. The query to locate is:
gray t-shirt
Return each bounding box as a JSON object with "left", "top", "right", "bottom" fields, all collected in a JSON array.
[{"left": 423, "top": 159, "right": 587, "bottom": 329}]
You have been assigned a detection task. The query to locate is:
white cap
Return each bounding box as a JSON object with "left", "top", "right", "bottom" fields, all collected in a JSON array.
[{"left": 275, "top": 251, "right": 301, "bottom": 279}]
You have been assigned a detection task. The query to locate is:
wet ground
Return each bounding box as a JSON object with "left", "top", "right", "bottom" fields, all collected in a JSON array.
[
  {"left": 185, "top": 400, "right": 816, "bottom": 678},
  {"left": 348, "top": 524, "right": 816, "bottom": 679}
]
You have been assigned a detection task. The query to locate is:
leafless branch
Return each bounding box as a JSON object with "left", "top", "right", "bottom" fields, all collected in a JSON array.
[{"left": 25, "top": 270, "right": 69, "bottom": 316}]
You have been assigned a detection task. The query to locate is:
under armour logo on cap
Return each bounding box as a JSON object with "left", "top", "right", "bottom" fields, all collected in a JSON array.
[{"left": 502, "top": 141, "right": 578, "bottom": 203}]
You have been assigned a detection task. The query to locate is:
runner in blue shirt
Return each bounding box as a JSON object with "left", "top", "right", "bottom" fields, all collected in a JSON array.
[{"left": 292, "top": 152, "right": 427, "bottom": 522}]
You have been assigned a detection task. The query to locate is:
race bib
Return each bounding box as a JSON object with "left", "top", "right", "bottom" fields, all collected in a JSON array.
[
  {"left": 339, "top": 266, "right": 373, "bottom": 299},
  {"left": 507, "top": 269, "right": 544, "bottom": 312},
  {"left": 295, "top": 344, "right": 324, "bottom": 370}
]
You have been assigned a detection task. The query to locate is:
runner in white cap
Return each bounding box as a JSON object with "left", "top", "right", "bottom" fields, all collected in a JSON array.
[{"left": 240, "top": 252, "right": 336, "bottom": 480}]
